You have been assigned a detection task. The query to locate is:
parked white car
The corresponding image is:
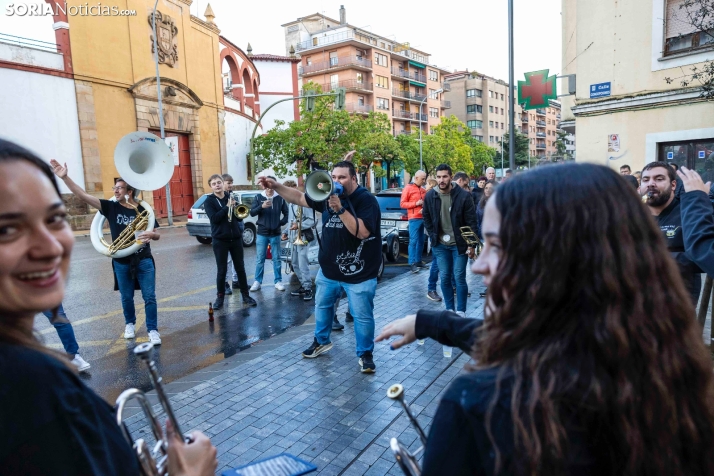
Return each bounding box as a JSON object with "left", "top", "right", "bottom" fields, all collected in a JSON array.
[{"left": 186, "top": 191, "right": 260, "bottom": 247}]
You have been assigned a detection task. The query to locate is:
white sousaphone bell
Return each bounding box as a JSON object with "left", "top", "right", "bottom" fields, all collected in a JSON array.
[{"left": 90, "top": 132, "right": 175, "bottom": 259}]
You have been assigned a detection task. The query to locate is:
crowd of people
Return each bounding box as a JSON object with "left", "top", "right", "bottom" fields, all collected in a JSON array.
[{"left": 3, "top": 133, "right": 714, "bottom": 474}]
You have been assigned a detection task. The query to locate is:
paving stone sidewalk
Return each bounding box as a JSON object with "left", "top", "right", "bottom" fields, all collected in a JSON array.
[{"left": 124, "top": 264, "right": 487, "bottom": 475}]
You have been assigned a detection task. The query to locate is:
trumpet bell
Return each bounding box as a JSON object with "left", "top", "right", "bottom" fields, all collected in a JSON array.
[
  {"left": 114, "top": 132, "right": 175, "bottom": 192},
  {"left": 235, "top": 204, "right": 250, "bottom": 220}
]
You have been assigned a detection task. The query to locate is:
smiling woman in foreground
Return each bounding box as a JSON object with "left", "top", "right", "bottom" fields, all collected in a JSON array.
[{"left": 377, "top": 163, "right": 714, "bottom": 475}]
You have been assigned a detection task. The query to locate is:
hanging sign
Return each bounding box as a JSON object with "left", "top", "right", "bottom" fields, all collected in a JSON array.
[{"left": 517, "top": 69, "right": 557, "bottom": 110}]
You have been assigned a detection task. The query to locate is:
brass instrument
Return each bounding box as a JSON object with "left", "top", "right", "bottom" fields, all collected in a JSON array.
[
  {"left": 642, "top": 191, "right": 653, "bottom": 203},
  {"left": 115, "top": 343, "right": 189, "bottom": 476},
  {"left": 103, "top": 196, "right": 151, "bottom": 255},
  {"left": 293, "top": 206, "right": 308, "bottom": 246},
  {"left": 227, "top": 192, "right": 249, "bottom": 222},
  {"left": 459, "top": 226, "right": 483, "bottom": 257},
  {"left": 387, "top": 383, "right": 426, "bottom": 476}
]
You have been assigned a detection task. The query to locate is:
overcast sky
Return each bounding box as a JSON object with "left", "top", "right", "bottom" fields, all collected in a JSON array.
[{"left": 0, "top": 0, "right": 562, "bottom": 85}]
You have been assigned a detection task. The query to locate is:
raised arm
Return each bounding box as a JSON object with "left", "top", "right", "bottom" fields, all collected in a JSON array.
[
  {"left": 50, "top": 159, "right": 101, "bottom": 210},
  {"left": 258, "top": 176, "right": 308, "bottom": 208}
]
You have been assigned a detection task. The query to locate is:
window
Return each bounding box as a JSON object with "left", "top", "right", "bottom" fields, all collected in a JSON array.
[
  {"left": 489, "top": 136, "right": 494, "bottom": 143},
  {"left": 466, "top": 104, "right": 482, "bottom": 114},
  {"left": 429, "top": 70, "right": 438, "bottom": 81},
  {"left": 330, "top": 74, "right": 339, "bottom": 89},
  {"left": 489, "top": 106, "right": 494, "bottom": 113},
  {"left": 501, "top": 108, "right": 504, "bottom": 115},
  {"left": 489, "top": 121, "right": 494, "bottom": 127},
  {"left": 377, "top": 98, "right": 389, "bottom": 110},
  {"left": 664, "top": 1, "right": 714, "bottom": 56},
  {"left": 376, "top": 75, "right": 388, "bottom": 88},
  {"left": 329, "top": 51, "right": 338, "bottom": 66},
  {"left": 375, "top": 53, "right": 388, "bottom": 67},
  {"left": 466, "top": 89, "right": 482, "bottom": 98},
  {"left": 500, "top": 93, "right": 504, "bottom": 100},
  {"left": 489, "top": 91, "right": 494, "bottom": 98},
  {"left": 474, "top": 135, "right": 483, "bottom": 142},
  {"left": 429, "top": 89, "right": 438, "bottom": 99},
  {"left": 466, "top": 120, "right": 482, "bottom": 129},
  {"left": 358, "top": 96, "right": 365, "bottom": 106},
  {"left": 380, "top": 41, "right": 386, "bottom": 48},
  {"left": 356, "top": 72, "right": 363, "bottom": 83},
  {"left": 306, "top": 57, "right": 312, "bottom": 65},
  {"left": 429, "top": 107, "right": 439, "bottom": 118},
  {"left": 501, "top": 123, "right": 504, "bottom": 129}
]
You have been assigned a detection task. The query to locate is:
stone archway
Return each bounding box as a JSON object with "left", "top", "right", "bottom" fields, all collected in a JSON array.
[{"left": 128, "top": 77, "right": 205, "bottom": 199}]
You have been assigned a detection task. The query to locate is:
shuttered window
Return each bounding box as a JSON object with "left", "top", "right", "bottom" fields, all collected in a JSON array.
[{"left": 664, "top": 0, "right": 714, "bottom": 56}]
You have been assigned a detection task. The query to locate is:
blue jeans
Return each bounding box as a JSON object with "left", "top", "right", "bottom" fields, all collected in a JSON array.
[
  {"left": 314, "top": 269, "right": 377, "bottom": 356},
  {"left": 432, "top": 244, "right": 468, "bottom": 312},
  {"left": 41, "top": 303, "right": 79, "bottom": 355},
  {"left": 114, "top": 258, "right": 158, "bottom": 332},
  {"left": 428, "top": 253, "right": 440, "bottom": 292},
  {"left": 255, "top": 234, "right": 283, "bottom": 284},
  {"left": 407, "top": 219, "right": 425, "bottom": 265}
]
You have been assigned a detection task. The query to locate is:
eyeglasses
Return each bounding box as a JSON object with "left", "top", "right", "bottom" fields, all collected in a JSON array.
[{"left": 112, "top": 186, "right": 127, "bottom": 191}]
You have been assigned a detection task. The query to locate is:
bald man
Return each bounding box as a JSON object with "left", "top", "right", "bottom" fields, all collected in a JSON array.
[{"left": 401, "top": 170, "right": 428, "bottom": 273}]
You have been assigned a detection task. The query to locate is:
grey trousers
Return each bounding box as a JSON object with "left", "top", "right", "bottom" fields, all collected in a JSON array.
[{"left": 292, "top": 241, "right": 312, "bottom": 290}]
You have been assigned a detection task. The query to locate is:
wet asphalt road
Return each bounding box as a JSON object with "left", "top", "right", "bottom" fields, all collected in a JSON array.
[{"left": 34, "top": 227, "right": 417, "bottom": 403}]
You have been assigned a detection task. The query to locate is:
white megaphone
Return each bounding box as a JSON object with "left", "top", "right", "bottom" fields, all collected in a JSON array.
[{"left": 305, "top": 170, "right": 344, "bottom": 202}]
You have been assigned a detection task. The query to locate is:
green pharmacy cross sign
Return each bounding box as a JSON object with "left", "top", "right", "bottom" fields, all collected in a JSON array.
[{"left": 518, "top": 69, "right": 557, "bottom": 110}]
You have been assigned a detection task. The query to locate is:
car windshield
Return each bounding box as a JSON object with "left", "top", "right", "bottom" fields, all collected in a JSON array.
[
  {"left": 376, "top": 196, "right": 404, "bottom": 213},
  {"left": 191, "top": 195, "right": 209, "bottom": 210},
  {"left": 239, "top": 193, "right": 256, "bottom": 207}
]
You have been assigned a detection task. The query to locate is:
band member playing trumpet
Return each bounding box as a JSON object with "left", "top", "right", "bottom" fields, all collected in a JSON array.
[
  {"left": 221, "top": 174, "right": 240, "bottom": 296},
  {"left": 0, "top": 139, "right": 217, "bottom": 475},
  {"left": 50, "top": 160, "right": 163, "bottom": 345},
  {"left": 204, "top": 174, "right": 256, "bottom": 310},
  {"left": 282, "top": 180, "right": 317, "bottom": 301}
]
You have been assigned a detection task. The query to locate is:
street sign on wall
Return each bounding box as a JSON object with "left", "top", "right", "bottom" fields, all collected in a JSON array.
[
  {"left": 517, "top": 69, "right": 557, "bottom": 110},
  {"left": 590, "top": 82, "right": 611, "bottom": 99}
]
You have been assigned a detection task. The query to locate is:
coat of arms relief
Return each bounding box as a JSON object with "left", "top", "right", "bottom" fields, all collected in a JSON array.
[{"left": 148, "top": 11, "right": 179, "bottom": 67}]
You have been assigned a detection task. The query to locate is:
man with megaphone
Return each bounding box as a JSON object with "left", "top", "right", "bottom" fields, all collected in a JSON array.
[{"left": 258, "top": 152, "right": 381, "bottom": 374}]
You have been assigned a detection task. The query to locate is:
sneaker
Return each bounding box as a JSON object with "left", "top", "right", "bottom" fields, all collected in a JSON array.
[
  {"left": 416, "top": 261, "right": 428, "bottom": 268},
  {"left": 224, "top": 282, "right": 233, "bottom": 295},
  {"left": 302, "top": 338, "right": 332, "bottom": 358},
  {"left": 332, "top": 315, "right": 345, "bottom": 331},
  {"left": 213, "top": 294, "right": 225, "bottom": 310},
  {"left": 291, "top": 286, "right": 307, "bottom": 296},
  {"left": 359, "top": 352, "right": 376, "bottom": 373},
  {"left": 410, "top": 263, "right": 420, "bottom": 274},
  {"left": 417, "top": 339, "right": 425, "bottom": 345},
  {"left": 274, "top": 282, "right": 285, "bottom": 292},
  {"left": 124, "top": 323, "right": 135, "bottom": 339},
  {"left": 71, "top": 354, "right": 91, "bottom": 372},
  {"left": 455, "top": 311, "right": 466, "bottom": 318},
  {"left": 426, "top": 290, "right": 442, "bottom": 302},
  {"left": 148, "top": 330, "right": 162, "bottom": 345},
  {"left": 479, "top": 291, "right": 487, "bottom": 298},
  {"left": 250, "top": 281, "right": 261, "bottom": 292},
  {"left": 443, "top": 346, "right": 452, "bottom": 358},
  {"left": 303, "top": 289, "right": 313, "bottom": 301},
  {"left": 345, "top": 311, "right": 354, "bottom": 322},
  {"left": 232, "top": 280, "right": 240, "bottom": 289},
  {"left": 242, "top": 292, "right": 257, "bottom": 307}
]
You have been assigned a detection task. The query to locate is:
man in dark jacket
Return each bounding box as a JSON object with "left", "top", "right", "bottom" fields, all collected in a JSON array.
[
  {"left": 203, "top": 174, "right": 257, "bottom": 310},
  {"left": 422, "top": 164, "right": 479, "bottom": 318},
  {"left": 640, "top": 162, "right": 703, "bottom": 304},
  {"left": 249, "top": 177, "right": 289, "bottom": 292},
  {"left": 677, "top": 166, "right": 714, "bottom": 277}
]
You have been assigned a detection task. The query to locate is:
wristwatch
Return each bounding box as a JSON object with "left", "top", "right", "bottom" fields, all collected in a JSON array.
[{"left": 335, "top": 207, "right": 346, "bottom": 215}]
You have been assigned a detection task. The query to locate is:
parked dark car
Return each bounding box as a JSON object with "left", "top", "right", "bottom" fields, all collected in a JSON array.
[{"left": 375, "top": 189, "right": 410, "bottom": 243}]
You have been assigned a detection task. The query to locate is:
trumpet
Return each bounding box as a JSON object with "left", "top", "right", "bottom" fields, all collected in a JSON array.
[
  {"left": 293, "top": 206, "right": 308, "bottom": 246},
  {"left": 459, "top": 226, "right": 482, "bottom": 257},
  {"left": 228, "top": 192, "right": 249, "bottom": 222},
  {"left": 642, "top": 191, "right": 653, "bottom": 203},
  {"left": 116, "top": 343, "right": 189, "bottom": 476},
  {"left": 387, "top": 383, "right": 426, "bottom": 476}
]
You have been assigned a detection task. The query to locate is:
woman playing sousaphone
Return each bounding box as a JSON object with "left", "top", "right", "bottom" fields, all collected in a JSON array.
[{"left": 377, "top": 163, "right": 714, "bottom": 475}]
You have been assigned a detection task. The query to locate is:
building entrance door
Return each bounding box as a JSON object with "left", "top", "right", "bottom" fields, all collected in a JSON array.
[
  {"left": 658, "top": 138, "right": 714, "bottom": 183},
  {"left": 149, "top": 131, "right": 194, "bottom": 218}
]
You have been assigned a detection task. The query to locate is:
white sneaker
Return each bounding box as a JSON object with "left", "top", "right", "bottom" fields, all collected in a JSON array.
[
  {"left": 71, "top": 354, "right": 91, "bottom": 372},
  {"left": 124, "top": 323, "right": 135, "bottom": 339},
  {"left": 274, "top": 282, "right": 285, "bottom": 291},
  {"left": 456, "top": 311, "right": 466, "bottom": 318},
  {"left": 250, "top": 281, "right": 261, "bottom": 291},
  {"left": 149, "top": 330, "right": 162, "bottom": 345},
  {"left": 417, "top": 339, "right": 425, "bottom": 346},
  {"left": 443, "top": 346, "right": 452, "bottom": 358}
]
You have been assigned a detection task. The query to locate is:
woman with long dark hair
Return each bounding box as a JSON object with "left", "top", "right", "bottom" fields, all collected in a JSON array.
[
  {"left": 0, "top": 139, "right": 217, "bottom": 475},
  {"left": 476, "top": 180, "right": 495, "bottom": 240},
  {"left": 377, "top": 163, "right": 714, "bottom": 475}
]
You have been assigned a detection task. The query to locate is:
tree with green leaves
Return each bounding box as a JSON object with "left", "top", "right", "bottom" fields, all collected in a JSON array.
[
  {"left": 501, "top": 131, "right": 531, "bottom": 168},
  {"left": 554, "top": 130, "right": 573, "bottom": 160},
  {"left": 464, "top": 134, "right": 496, "bottom": 176},
  {"left": 401, "top": 115, "right": 474, "bottom": 177}
]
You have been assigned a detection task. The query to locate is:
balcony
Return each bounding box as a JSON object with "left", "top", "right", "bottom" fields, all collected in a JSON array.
[
  {"left": 440, "top": 100, "right": 451, "bottom": 108},
  {"left": 536, "top": 109, "right": 546, "bottom": 115},
  {"left": 321, "top": 79, "right": 373, "bottom": 93},
  {"left": 557, "top": 113, "right": 561, "bottom": 119},
  {"left": 521, "top": 116, "right": 529, "bottom": 123},
  {"left": 299, "top": 55, "right": 372, "bottom": 76},
  {"left": 536, "top": 132, "right": 546, "bottom": 137},
  {"left": 390, "top": 67, "right": 426, "bottom": 84},
  {"left": 344, "top": 103, "right": 373, "bottom": 114},
  {"left": 536, "top": 144, "right": 546, "bottom": 150},
  {"left": 394, "top": 130, "right": 415, "bottom": 137},
  {"left": 391, "top": 88, "right": 427, "bottom": 102},
  {"left": 392, "top": 109, "right": 428, "bottom": 121},
  {"left": 536, "top": 120, "right": 546, "bottom": 127},
  {"left": 521, "top": 128, "right": 529, "bottom": 134},
  {"left": 442, "top": 82, "right": 451, "bottom": 92}
]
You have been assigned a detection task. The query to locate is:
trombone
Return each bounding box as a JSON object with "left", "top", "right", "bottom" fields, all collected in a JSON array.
[
  {"left": 459, "top": 226, "right": 482, "bottom": 258},
  {"left": 115, "top": 343, "right": 189, "bottom": 476},
  {"left": 228, "top": 192, "right": 250, "bottom": 222}
]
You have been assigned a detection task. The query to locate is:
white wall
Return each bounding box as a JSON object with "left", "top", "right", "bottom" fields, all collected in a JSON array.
[
  {"left": 0, "top": 41, "right": 64, "bottom": 70},
  {"left": 0, "top": 68, "right": 84, "bottom": 193},
  {"left": 253, "top": 60, "right": 296, "bottom": 131},
  {"left": 260, "top": 94, "right": 295, "bottom": 131}
]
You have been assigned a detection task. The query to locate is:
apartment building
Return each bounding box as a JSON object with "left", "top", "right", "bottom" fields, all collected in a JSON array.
[
  {"left": 282, "top": 7, "right": 451, "bottom": 139},
  {"left": 519, "top": 100, "right": 563, "bottom": 159},
  {"left": 561, "top": 0, "right": 712, "bottom": 171},
  {"left": 443, "top": 71, "right": 514, "bottom": 153}
]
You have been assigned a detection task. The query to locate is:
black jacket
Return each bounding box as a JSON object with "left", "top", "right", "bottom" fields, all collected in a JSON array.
[
  {"left": 415, "top": 310, "right": 606, "bottom": 475},
  {"left": 203, "top": 193, "right": 244, "bottom": 242},
  {"left": 680, "top": 189, "right": 714, "bottom": 277},
  {"left": 422, "top": 184, "right": 479, "bottom": 254},
  {"left": 250, "top": 193, "right": 288, "bottom": 237},
  {"left": 471, "top": 187, "right": 484, "bottom": 206}
]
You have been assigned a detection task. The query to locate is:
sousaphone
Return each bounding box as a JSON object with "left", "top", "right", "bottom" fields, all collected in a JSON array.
[{"left": 90, "top": 132, "right": 175, "bottom": 258}]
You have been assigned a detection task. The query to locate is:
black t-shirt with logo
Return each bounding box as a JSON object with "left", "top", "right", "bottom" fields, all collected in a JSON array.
[
  {"left": 305, "top": 186, "right": 381, "bottom": 284},
  {"left": 99, "top": 199, "right": 158, "bottom": 264}
]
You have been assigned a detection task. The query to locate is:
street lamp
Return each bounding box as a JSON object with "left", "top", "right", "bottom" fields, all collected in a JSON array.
[{"left": 419, "top": 88, "right": 443, "bottom": 171}]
